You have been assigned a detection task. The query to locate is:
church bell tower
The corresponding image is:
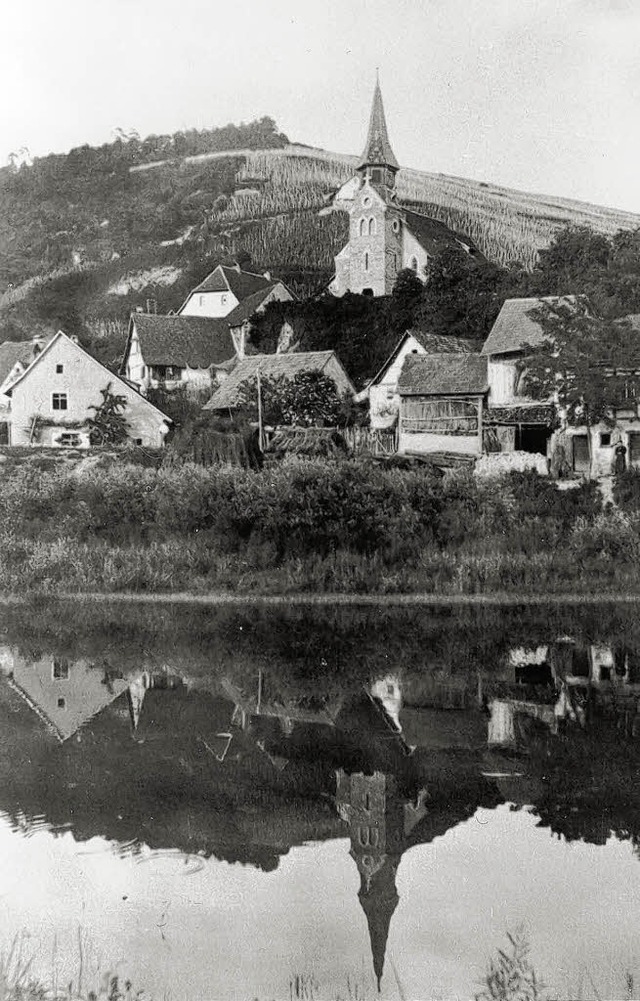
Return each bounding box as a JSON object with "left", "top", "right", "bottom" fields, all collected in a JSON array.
[{"left": 357, "top": 70, "right": 400, "bottom": 197}]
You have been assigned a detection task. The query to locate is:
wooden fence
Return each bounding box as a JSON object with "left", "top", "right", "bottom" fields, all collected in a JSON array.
[{"left": 343, "top": 427, "right": 397, "bottom": 456}]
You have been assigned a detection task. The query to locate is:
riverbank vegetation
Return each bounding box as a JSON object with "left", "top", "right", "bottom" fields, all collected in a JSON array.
[{"left": 1, "top": 456, "right": 637, "bottom": 596}]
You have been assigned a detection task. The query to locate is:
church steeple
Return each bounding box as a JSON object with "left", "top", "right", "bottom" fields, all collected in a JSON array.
[{"left": 357, "top": 72, "right": 399, "bottom": 191}]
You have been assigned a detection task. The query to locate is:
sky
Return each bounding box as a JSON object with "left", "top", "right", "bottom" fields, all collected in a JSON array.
[{"left": 2, "top": 0, "right": 640, "bottom": 213}]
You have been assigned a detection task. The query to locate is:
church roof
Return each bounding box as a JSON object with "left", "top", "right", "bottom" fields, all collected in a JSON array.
[
  {"left": 357, "top": 76, "right": 400, "bottom": 172},
  {"left": 403, "top": 209, "right": 483, "bottom": 260}
]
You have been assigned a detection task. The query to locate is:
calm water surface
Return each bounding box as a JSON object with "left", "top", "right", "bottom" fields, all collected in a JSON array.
[{"left": 1, "top": 600, "right": 639, "bottom": 1000}]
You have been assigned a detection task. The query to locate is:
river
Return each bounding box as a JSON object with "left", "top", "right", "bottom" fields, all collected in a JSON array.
[{"left": 0, "top": 599, "right": 639, "bottom": 1000}]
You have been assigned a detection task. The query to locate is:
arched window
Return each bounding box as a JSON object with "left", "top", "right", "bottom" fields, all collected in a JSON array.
[
  {"left": 368, "top": 217, "right": 376, "bottom": 236},
  {"left": 410, "top": 256, "right": 418, "bottom": 273},
  {"left": 359, "top": 217, "right": 366, "bottom": 237},
  {"left": 364, "top": 252, "right": 369, "bottom": 272}
]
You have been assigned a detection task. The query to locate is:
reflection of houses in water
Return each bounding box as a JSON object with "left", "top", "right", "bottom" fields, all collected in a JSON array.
[
  {"left": 336, "top": 770, "right": 428, "bottom": 992},
  {"left": 1, "top": 651, "right": 132, "bottom": 742},
  {"left": 0, "top": 649, "right": 188, "bottom": 743}
]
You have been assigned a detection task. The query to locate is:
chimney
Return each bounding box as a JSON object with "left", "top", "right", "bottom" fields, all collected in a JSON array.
[
  {"left": 263, "top": 270, "right": 271, "bottom": 281},
  {"left": 233, "top": 262, "right": 242, "bottom": 273}
]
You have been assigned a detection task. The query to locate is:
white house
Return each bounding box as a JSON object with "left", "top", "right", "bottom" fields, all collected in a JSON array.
[
  {"left": 363, "top": 328, "right": 477, "bottom": 430},
  {"left": 7, "top": 331, "right": 171, "bottom": 447},
  {"left": 178, "top": 263, "right": 293, "bottom": 319}
]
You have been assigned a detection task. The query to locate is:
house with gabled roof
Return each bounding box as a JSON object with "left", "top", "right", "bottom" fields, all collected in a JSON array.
[
  {"left": 121, "top": 312, "right": 236, "bottom": 394},
  {"left": 480, "top": 295, "right": 582, "bottom": 457},
  {"left": 203, "top": 350, "right": 354, "bottom": 414},
  {"left": 7, "top": 330, "right": 171, "bottom": 447},
  {"left": 361, "top": 327, "right": 478, "bottom": 430},
  {"left": 177, "top": 263, "right": 293, "bottom": 319},
  {"left": 397, "top": 353, "right": 488, "bottom": 456}
]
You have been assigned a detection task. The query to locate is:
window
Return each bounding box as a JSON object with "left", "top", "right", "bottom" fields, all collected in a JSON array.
[
  {"left": 221, "top": 295, "right": 227, "bottom": 305},
  {"left": 600, "top": 433, "right": 612, "bottom": 447},
  {"left": 56, "top": 364, "right": 64, "bottom": 374},
  {"left": 52, "top": 393, "right": 68, "bottom": 411},
  {"left": 368, "top": 217, "right": 376, "bottom": 236},
  {"left": 392, "top": 220, "right": 400, "bottom": 233},
  {"left": 410, "top": 256, "right": 418, "bottom": 272},
  {"left": 359, "top": 217, "right": 366, "bottom": 237},
  {"left": 363, "top": 793, "right": 371, "bottom": 812},
  {"left": 57, "top": 697, "right": 66, "bottom": 709},
  {"left": 199, "top": 295, "right": 205, "bottom": 306},
  {"left": 364, "top": 252, "right": 369, "bottom": 272},
  {"left": 53, "top": 659, "right": 69, "bottom": 680},
  {"left": 358, "top": 826, "right": 379, "bottom": 847},
  {"left": 134, "top": 438, "right": 143, "bottom": 446},
  {"left": 363, "top": 196, "right": 372, "bottom": 208}
]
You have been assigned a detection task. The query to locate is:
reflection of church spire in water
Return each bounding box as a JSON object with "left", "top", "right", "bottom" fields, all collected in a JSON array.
[{"left": 336, "top": 770, "right": 405, "bottom": 992}]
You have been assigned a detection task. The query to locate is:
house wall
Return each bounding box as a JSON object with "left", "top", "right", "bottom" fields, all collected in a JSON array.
[
  {"left": 399, "top": 429, "right": 482, "bottom": 455},
  {"left": 551, "top": 420, "right": 640, "bottom": 477},
  {"left": 369, "top": 335, "right": 426, "bottom": 429},
  {"left": 10, "top": 335, "right": 170, "bottom": 448},
  {"left": 487, "top": 357, "right": 518, "bottom": 404},
  {"left": 179, "top": 290, "right": 239, "bottom": 318},
  {"left": 9, "top": 653, "right": 129, "bottom": 741},
  {"left": 401, "top": 228, "right": 429, "bottom": 282}
]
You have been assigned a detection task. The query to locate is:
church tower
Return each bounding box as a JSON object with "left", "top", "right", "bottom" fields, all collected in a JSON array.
[{"left": 332, "top": 75, "right": 404, "bottom": 298}]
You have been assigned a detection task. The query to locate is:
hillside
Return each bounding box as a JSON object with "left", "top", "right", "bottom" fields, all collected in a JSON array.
[{"left": 1, "top": 121, "right": 639, "bottom": 342}]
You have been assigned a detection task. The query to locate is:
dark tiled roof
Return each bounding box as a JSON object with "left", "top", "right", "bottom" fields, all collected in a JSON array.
[
  {"left": 398, "top": 353, "right": 488, "bottom": 396},
  {"left": 225, "top": 286, "right": 280, "bottom": 328},
  {"left": 402, "top": 209, "right": 483, "bottom": 260},
  {"left": 409, "top": 329, "right": 479, "bottom": 354},
  {"left": 481, "top": 296, "right": 585, "bottom": 356},
  {"left": 131, "top": 313, "right": 234, "bottom": 368},
  {"left": 370, "top": 329, "right": 477, "bottom": 387},
  {"left": 192, "top": 265, "right": 275, "bottom": 300},
  {"left": 0, "top": 341, "right": 34, "bottom": 386},
  {"left": 204, "top": 351, "right": 348, "bottom": 410},
  {"left": 357, "top": 77, "right": 399, "bottom": 171}
]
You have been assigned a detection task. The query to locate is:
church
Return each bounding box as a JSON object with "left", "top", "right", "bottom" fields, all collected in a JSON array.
[{"left": 329, "top": 76, "right": 483, "bottom": 297}]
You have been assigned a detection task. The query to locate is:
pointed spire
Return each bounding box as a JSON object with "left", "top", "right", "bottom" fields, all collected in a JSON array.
[
  {"left": 359, "top": 862, "right": 400, "bottom": 992},
  {"left": 357, "top": 74, "right": 399, "bottom": 172}
]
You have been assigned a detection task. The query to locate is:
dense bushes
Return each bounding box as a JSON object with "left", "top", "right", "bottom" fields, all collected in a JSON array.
[
  {"left": 613, "top": 468, "right": 640, "bottom": 512},
  {"left": 0, "top": 460, "right": 605, "bottom": 558}
]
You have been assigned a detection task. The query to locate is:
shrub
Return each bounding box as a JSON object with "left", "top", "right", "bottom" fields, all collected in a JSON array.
[
  {"left": 613, "top": 467, "right": 640, "bottom": 512},
  {"left": 506, "top": 470, "right": 601, "bottom": 525},
  {"left": 569, "top": 510, "right": 640, "bottom": 564}
]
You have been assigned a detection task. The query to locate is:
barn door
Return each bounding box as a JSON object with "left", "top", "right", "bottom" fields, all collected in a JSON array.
[{"left": 572, "top": 435, "right": 590, "bottom": 474}]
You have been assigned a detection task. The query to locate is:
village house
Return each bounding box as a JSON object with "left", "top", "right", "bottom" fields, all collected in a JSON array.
[
  {"left": 481, "top": 298, "right": 640, "bottom": 476},
  {"left": 121, "top": 312, "right": 236, "bottom": 394},
  {"left": 327, "top": 76, "right": 484, "bottom": 297},
  {"left": 203, "top": 350, "right": 355, "bottom": 414},
  {"left": 177, "top": 263, "right": 293, "bottom": 318},
  {"left": 7, "top": 330, "right": 171, "bottom": 447},
  {"left": 362, "top": 328, "right": 477, "bottom": 430},
  {"left": 480, "top": 296, "right": 578, "bottom": 460},
  {"left": 396, "top": 353, "right": 488, "bottom": 456}
]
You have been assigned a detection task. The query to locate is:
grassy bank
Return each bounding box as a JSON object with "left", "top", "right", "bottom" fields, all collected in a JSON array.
[{"left": 1, "top": 457, "right": 639, "bottom": 596}]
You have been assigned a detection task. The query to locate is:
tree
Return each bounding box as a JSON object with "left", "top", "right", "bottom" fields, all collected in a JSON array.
[
  {"left": 85, "top": 383, "right": 130, "bottom": 445},
  {"left": 412, "top": 245, "right": 506, "bottom": 342},
  {"left": 521, "top": 301, "right": 640, "bottom": 477},
  {"left": 237, "top": 371, "right": 353, "bottom": 427}
]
